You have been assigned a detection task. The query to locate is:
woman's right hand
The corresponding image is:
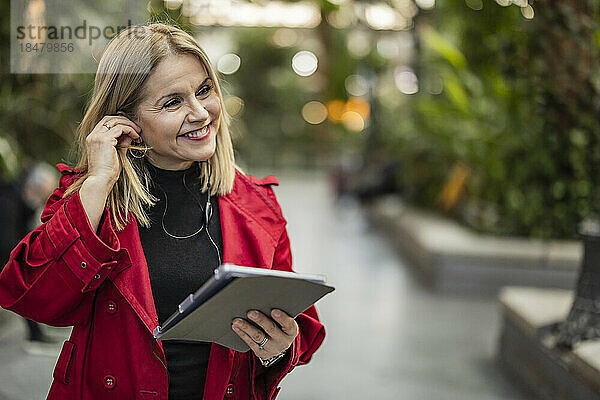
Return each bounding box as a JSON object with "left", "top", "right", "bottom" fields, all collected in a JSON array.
[{"left": 86, "top": 115, "right": 141, "bottom": 186}]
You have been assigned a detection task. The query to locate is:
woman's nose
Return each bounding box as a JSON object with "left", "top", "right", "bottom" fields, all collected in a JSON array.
[{"left": 187, "top": 98, "right": 210, "bottom": 123}]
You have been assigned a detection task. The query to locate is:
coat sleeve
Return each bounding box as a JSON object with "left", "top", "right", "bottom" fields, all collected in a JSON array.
[
  {"left": 0, "top": 167, "right": 121, "bottom": 326},
  {"left": 248, "top": 185, "right": 326, "bottom": 400}
]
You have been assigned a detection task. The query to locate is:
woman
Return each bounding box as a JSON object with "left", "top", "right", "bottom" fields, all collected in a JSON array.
[{"left": 0, "top": 23, "right": 325, "bottom": 400}]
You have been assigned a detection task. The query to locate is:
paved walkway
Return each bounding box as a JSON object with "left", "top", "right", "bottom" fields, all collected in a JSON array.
[{"left": 0, "top": 172, "right": 526, "bottom": 400}]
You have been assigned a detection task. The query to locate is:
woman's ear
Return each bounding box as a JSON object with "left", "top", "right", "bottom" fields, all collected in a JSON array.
[{"left": 117, "top": 110, "right": 143, "bottom": 133}]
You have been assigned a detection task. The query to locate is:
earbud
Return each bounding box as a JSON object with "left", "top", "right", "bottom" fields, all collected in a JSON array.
[
  {"left": 204, "top": 162, "right": 213, "bottom": 227},
  {"left": 205, "top": 200, "right": 212, "bottom": 227},
  {"left": 202, "top": 160, "right": 221, "bottom": 266}
]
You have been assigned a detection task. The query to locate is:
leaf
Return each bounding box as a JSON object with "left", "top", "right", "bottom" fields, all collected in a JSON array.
[
  {"left": 420, "top": 25, "right": 468, "bottom": 69},
  {"left": 443, "top": 73, "right": 470, "bottom": 113}
]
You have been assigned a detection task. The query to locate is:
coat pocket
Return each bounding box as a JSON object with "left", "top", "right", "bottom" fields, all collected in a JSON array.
[
  {"left": 53, "top": 340, "right": 76, "bottom": 384},
  {"left": 139, "top": 390, "right": 158, "bottom": 399}
]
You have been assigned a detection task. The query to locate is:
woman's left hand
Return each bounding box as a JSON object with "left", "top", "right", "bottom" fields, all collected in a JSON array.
[{"left": 232, "top": 309, "right": 298, "bottom": 359}]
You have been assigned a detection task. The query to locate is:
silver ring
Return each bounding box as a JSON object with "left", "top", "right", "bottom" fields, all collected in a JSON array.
[{"left": 258, "top": 336, "right": 268, "bottom": 350}]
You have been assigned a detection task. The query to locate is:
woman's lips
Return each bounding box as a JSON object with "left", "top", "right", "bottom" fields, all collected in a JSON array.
[{"left": 179, "top": 125, "right": 211, "bottom": 141}]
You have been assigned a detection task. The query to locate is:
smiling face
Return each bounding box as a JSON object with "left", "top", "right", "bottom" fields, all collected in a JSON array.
[{"left": 136, "top": 53, "right": 221, "bottom": 170}]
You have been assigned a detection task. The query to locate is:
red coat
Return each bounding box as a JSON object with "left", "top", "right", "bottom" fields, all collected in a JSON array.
[{"left": 0, "top": 164, "right": 325, "bottom": 400}]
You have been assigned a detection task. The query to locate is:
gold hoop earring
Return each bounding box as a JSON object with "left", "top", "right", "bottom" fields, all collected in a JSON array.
[{"left": 129, "top": 141, "right": 149, "bottom": 159}]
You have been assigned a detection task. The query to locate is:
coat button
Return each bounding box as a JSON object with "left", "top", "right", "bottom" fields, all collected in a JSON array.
[
  {"left": 225, "top": 383, "right": 234, "bottom": 397},
  {"left": 81, "top": 261, "right": 87, "bottom": 269},
  {"left": 94, "top": 273, "right": 101, "bottom": 280},
  {"left": 103, "top": 375, "right": 116, "bottom": 389},
  {"left": 105, "top": 300, "right": 118, "bottom": 315}
]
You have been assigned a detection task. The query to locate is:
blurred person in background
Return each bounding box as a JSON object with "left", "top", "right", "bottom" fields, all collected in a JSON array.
[
  {"left": 0, "top": 162, "right": 59, "bottom": 352},
  {"left": 0, "top": 23, "right": 324, "bottom": 400}
]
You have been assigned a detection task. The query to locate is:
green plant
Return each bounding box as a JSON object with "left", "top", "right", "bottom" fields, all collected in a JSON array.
[{"left": 390, "top": 0, "right": 599, "bottom": 238}]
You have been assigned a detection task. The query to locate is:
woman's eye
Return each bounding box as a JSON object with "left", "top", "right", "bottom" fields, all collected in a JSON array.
[
  {"left": 162, "top": 85, "right": 212, "bottom": 108},
  {"left": 197, "top": 85, "right": 213, "bottom": 97},
  {"left": 163, "top": 98, "right": 180, "bottom": 108}
]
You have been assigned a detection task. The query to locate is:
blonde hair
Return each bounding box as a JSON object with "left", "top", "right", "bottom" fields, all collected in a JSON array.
[{"left": 64, "top": 23, "right": 237, "bottom": 230}]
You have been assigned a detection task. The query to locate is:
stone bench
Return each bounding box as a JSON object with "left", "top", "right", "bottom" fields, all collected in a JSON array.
[
  {"left": 367, "top": 196, "right": 582, "bottom": 294},
  {"left": 498, "top": 286, "right": 600, "bottom": 399}
]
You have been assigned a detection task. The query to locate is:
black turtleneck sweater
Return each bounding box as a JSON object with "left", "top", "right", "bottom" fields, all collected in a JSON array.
[{"left": 138, "top": 161, "right": 223, "bottom": 400}]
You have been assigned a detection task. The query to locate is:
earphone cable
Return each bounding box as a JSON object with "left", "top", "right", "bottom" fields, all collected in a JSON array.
[{"left": 157, "top": 163, "right": 206, "bottom": 240}]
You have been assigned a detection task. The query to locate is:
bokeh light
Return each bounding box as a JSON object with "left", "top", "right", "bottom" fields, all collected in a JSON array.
[
  {"left": 301, "top": 101, "right": 328, "bottom": 125},
  {"left": 415, "top": 0, "right": 435, "bottom": 10},
  {"left": 465, "top": 0, "right": 483, "bottom": 10},
  {"left": 394, "top": 66, "right": 419, "bottom": 95},
  {"left": 188, "top": 1, "right": 321, "bottom": 28},
  {"left": 345, "top": 75, "right": 369, "bottom": 97},
  {"left": 377, "top": 37, "right": 401, "bottom": 59},
  {"left": 325, "top": 97, "right": 370, "bottom": 131},
  {"left": 394, "top": 0, "right": 419, "bottom": 18},
  {"left": 521, "top": 5, "right": 534, "bottom": 19},
  {"left": 346, "top": 31, "right": 371, "bottom": 58},
  {"left": 292, "top": 51, "right": 318, "bottom": 77},
  {"left": 345, "top": 97, "right": 370, "bottom": 119},
  {"left": 425, "top": 75, "right": 444, "bottom": 95},
  {"left": 224, "top": 95, "right": 245, "bottom": 117},
  {"left": 341, "top": 111, "right": 365, "bottom": 132},
  {"left": 327, "top": 99, "right": 346, "bottom": 122},
  {"left": 326, "top": 7, "right": 356, "bottom": 29},
  {"left": 163, "top": 0, "right": 183, "bottom": 10},
  {"left": 217, "top": 53, "right": 241, "bottom": 75},
  {"left": 365, "top": 4, "right": 404, "bottom": 31}
]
